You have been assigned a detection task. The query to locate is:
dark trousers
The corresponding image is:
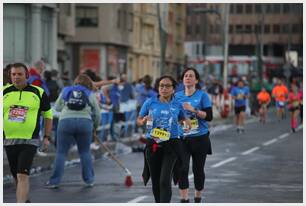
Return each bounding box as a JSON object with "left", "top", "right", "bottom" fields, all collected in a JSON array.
[
  {"left": 145, "top": 142, "right": 177, "bottom": 203},
  {"left": 178, "top": 135, "right": 211, "bottom": 191},
  {"left": 5, "top": 144, "right": 37, "bottom": 179}
]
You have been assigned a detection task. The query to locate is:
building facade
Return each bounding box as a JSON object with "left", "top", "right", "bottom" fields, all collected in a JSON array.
[
  {"left": 185, "top": 3, "right": 303, "bottom": 82},
  {"left": 3, "top": 3, "right": 58, "bottom": 69},
  {"left": 66, "top": 3, "right": 133, "bottom": 79},
  {"left": 128, "top": 3, "right": 186, "bottom": 81}
]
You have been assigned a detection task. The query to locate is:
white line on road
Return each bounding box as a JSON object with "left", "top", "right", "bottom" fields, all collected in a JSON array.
[
  {"left": 127, "top": 195, "right": 148, "bottom": 203},
  {"left": 278, "top": 133, "right": 290, "bottom": 139},
  {"left": 241, "top": 146, "right": 260, "bottom": 155},
  {"left": 210, "top": 157, "right": 237, "bottom": 168},
  {"left": 297, "top": 124, "right": 303, "bottom": 131},
  {"left": 262, "top": 138, "right": 278, "bottom": 146}
]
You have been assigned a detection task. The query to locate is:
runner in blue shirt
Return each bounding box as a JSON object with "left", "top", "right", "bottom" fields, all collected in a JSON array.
[
  {"left": 137, "top": 75, "right": 191, "bottom": 203},
  {"left": 175, "top": 67, "right": 213, "bottom": 203},
  {"left": 230, "top": 79, "right": 250, "bottom": 133}
]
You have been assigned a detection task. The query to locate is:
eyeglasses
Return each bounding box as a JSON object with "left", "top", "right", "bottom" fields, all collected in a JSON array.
[{"left": 159, "top": 84, "right": 173, "bottom": 89}]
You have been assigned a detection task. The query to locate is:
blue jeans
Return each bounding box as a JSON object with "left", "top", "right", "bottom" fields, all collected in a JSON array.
[{"left": 48, "top": 118, "right": 94, "bottom": 185}]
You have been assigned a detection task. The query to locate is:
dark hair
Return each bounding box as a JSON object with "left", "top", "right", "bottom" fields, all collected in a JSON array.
[
  {"left": 143, "top": 75, "right": 152, "bottom": 89},
  {"left": 4, "top": 64, "right": 12, "bottom": 85},
  {"left": 83, "top": 69, "right": 100, "bottom": 82},
  {"left": 11, "top": 63, "right": 29, "bottom": 77},
  {"left": 154, "top": 75, "right": 177, "bottom": 91},
  {"left": 181, "top": 67, "right": 202, "bottom": 89},
  {"left": 44, "top": 70, "right": 52, "bottom": 81},
  {"left": 236, "top": 78, "right": 244, "bottom": 86}
]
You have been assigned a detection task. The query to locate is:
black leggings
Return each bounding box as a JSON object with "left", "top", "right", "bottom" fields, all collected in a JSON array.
[
  {"left": 178, "top": 134, "right": 211, "bottom": 191},
  {"left": 145, "top": 140, "right": 178, "bottom": 203}
]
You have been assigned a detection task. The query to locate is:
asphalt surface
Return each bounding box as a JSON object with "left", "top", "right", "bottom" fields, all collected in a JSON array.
[{"left": 3, "top": 112, "right": 303, "bottom": 203}]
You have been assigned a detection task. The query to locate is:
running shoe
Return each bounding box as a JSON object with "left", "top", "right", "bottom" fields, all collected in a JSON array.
[{"left": 45, "top": 181, "right": 59, "bottom": 189}]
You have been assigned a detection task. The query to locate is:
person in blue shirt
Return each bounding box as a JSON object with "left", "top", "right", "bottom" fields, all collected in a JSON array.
[
  {"left": 137, "top": 75, "right": 191, "bottom": 203},
  {"left": 230, "top": 79, "right": 250, "bottom": 133},
  {"left": 175, "top": 67, "right": 213, "bottom": 203}
]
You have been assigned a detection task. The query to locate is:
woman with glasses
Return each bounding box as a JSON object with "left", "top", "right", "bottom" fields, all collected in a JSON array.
[
  {"left": 175, "top": 67, "right": 213, "bottom": 203},
  {"left": 137, "top": 75, "right": 191, "bottom": 203}
]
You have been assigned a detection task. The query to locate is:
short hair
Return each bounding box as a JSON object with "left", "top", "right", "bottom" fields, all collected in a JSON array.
[
  {"left": 180, "top": 67, "right": 202, "bottom": 89},
  {"left": 11, "top": 62, "right": 29, "bottom": 74},
  {"left": 34, "top": 60, "right": 45, "bottom": 70},
  {"left": 74, "top": 74, "right": 94, "bottom": 90}
]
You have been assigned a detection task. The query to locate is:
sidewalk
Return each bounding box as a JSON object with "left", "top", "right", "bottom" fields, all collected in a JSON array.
[{"left": 3, "top": 108, "right": 233, "bottom": 184}]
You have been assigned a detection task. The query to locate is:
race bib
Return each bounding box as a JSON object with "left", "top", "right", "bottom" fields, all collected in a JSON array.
[
  {"left": 237, "top": 93, "right": 244, "bottom": 100},
  {"left": 151, "top": 128, "right": 170, "bottom": 141},
  {"left": 8, "top": 105, "right": 29, "bottom": 123},
  {"left": 190, "top": 118, "right": 199, "bottom": 130},
  {"left": 292, "top": 101, "right": 299, "bottom": 107}
]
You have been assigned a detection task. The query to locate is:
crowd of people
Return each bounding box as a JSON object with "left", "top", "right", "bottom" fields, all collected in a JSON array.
[{"left": 3, "top": 60, "right": 303, "bottom": 203}]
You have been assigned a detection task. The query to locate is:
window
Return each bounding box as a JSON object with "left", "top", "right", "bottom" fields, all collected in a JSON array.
[
  {"left": 230, "top": 4, "right": 235, "bottom": 14},
  {"left": 245, "top": 4, "right": 253, "bottom": 13},
  {"left": 245, "top": 25, "right": 252, "bottom": 33},
  {"left": 229, "top": 25, "right": 234, "bottom": 34},
  {"left": 264, "top": 24, "right": 270, "bottom": 34},
  {"left": 4, "top": 4, "right": 30, "bottom": 63},
  {"left": 281, "top": 24, "right": 289, "bottom": 33},
  {"left": 210, "top": 24, "right": 214, "bottom": 33},
  {"left": 236, "top": 25, "right": 243, "bottom": 33},
  {"left": 291, "top": 4, "right": 302, "bottom": 14},
  {"left": 255, "top": 4, "right": 262, "bottom": 13},
  {"left": 202, "top": 43, "right": 205, "bottom": 55},
  {"left": 196, "top": 43, "right": 200, "bottom": 55},
  {"left": 255, "top": 24, "right": 262, "bottom": 33},
  {"left": 273, "top": 24, "right": 280, "bottom": 33},
  {"left": 236, "top": 4, "right": 243, "bottom": 14},
  {"left": 283, "top": 4, "right": 290, "bottom": 13},
  {"left": 187, "top": 25, "right": 192, "bottom": 35},
  {"left": 273, "top": 4, "right": 281, "bottom": 14},
  {"left": 76, "top": 6, "right": 98, "bottom": 27},
  {"left": 41, "top": 7, "right": 52, "bottom": 63},
  {"left": 195, "top": 24, "right": 200, "bottom": 34},
  {"left": 127, "top": 12, "right": 133, "bottom": 31},
  {"left": 265, "top": 4, "right": 272, "bottom": 13},
  {"left": 292, "top": 24, "right": 300, "bottom": 33}
]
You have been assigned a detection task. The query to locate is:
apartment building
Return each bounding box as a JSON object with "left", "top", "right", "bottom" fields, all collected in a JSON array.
[
  {"left": 185, "top": 3, "right": 303, "bottom": 80},
  {"left": 128, "top": 3, "right": 186, "bottom": 81},
  {"left": 66, "top": 3, "right": 133, "bottom": 79}
]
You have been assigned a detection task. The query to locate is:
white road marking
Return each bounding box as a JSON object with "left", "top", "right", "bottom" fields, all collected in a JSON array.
[
  {"left": 210, "top": 157, "right": 237, "bottom": 168},
  {"left": 241, "top": 146, "right": 260, "bottom": 155},
  {"left": 278, "top": 133, "right": 290, "bottom": 139},
  {"left": 297, "top": 124, "right": 303, "bottom": 131},
  {"left": 262, "top": 138, "right": 278, "bottom": 146},
  {"left": 127, "top": 195, "right": 148, "bottom": 203}
]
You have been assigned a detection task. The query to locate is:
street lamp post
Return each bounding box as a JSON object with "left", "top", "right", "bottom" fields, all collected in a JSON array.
[{"left": 222, "top": 4, "right": 229, "bottom": 90}]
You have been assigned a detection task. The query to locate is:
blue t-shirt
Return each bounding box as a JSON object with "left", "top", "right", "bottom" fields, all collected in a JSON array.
[
  {"left": 139, "top": 96, "right": 185, "bottom": 140},
  {"left": 230, "top": 86, "right": 250, "bottom": 107},
  {"left": 136, "top": 84, "right": 157, "bottom": 106},
  {"left": 175, "top": 89, "right": 212, "bottom": 137}
]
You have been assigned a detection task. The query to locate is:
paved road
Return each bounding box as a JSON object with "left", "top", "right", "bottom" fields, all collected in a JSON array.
[{"left": 3, "top": 114, "right": 303, "bottom": 203}]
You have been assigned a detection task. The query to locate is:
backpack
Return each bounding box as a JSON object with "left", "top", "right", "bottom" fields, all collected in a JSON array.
[{"left": 66, "top": 89, "right": 89, "bottom": 110}]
